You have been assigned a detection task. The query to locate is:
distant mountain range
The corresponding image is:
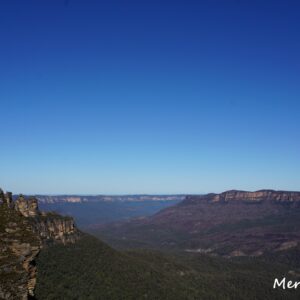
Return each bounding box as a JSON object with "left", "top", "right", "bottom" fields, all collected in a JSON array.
[
  {"left": 35, "top": 194, "right": 185, "bottom": 203},
  {"left": 93, "top": 189, "right": 300, "bottom": 258},
  {"left": 29, "top": 195, "right": 185, "bottom": 228}
]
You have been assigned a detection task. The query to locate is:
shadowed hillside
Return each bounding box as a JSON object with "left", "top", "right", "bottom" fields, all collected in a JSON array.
[{"left": 92, "top": 190, "right": 300, "bottom": 258}]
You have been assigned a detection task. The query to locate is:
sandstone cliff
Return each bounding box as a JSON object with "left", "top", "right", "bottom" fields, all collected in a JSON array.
[
  {"left": 0, "top": 188, "right": 81, "bottom": 299},
  {"left": 183, "top": 189, "right": 300, "bottom": 205}
]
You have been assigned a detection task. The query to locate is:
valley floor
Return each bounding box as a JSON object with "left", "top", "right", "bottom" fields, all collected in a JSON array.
[{"left": 35, "top": 234, "right": 300, "bottom": 300}]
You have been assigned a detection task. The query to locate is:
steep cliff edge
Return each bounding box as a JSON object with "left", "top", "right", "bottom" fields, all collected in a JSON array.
[
  {"left": 183, "top": 190, "right": 300, "bottom": 205},
  {"left": 0, "top": 189, "right": 80, "bottom": 300}
]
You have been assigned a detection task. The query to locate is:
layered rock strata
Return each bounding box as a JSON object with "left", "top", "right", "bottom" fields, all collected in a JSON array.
[{"left": 184, "top": 190, "right": 300, "bottom": 205}]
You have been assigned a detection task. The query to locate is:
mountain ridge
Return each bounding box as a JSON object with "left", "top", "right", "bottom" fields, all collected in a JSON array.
[
  {"left": 183, "top": 189, "right": 300, "bottom": 204},
  {"left": 33, "top": 195, "right": 185, "bottom": 204},
  {"left": 93, "top": 189, "right": 300, "bottom": 257}
]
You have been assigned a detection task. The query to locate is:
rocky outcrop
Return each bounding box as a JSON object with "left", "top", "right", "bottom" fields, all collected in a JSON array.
[
  {"left": 15, "top": 195, "right": 39, "bottom": 217},
  {"left": 0, "top": 189, "right": 81, "bottom": 299},
  {"left": 8, "top": 240, "right": 40, "bottom": 298},
  {"left": 32, "top": 214, "right": 79, "bottom": 245},
  {"left": 0, "top": 189, "right": 14, "bottom": 208}
]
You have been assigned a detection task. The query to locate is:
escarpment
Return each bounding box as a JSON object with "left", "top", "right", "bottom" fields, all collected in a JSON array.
[
  {"left": 0, "top": 188, "right": 81, "bottom": 299},
  {"left": 183, "top": 190, "right": 300, "bottom": 205},
  {"left": 97, "top": 189, "right": 300, "bottom": 256}
]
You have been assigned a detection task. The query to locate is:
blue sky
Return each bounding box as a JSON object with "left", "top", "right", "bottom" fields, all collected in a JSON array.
[{"left": 0, "top": 0, "right": 299, "bottom": 194}]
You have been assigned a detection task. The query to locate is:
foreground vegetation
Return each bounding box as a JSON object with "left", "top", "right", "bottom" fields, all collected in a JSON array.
[{"left": 36, "top": 234, "right": 300, "bottom": 300}]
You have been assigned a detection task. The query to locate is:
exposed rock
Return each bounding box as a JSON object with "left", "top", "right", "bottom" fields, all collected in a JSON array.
[
  {"left": 0, "top": 188, "right": 81, "bottom": 299},
  {"left": 184, "top": 190, "right": 300, "bottom": 205},
  {"left": 32, "top": 214, "right": 79, "bottom": 245},
  {"left": 27, "top": 198, "right": 38, "bottom": 217},
  {"left": 276, "top": 241, "right": 298, "bottom": 251},
  {"left": 15, "top": 195, "right": 38, "bottom": 217},
  {"left": 4, "top": 192, "right": 13, "bottom": 208}
]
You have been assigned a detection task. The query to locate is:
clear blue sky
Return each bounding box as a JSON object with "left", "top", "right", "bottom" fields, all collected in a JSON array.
[{"left": 1, "top": 0, "right": 299, "bottom": 194}]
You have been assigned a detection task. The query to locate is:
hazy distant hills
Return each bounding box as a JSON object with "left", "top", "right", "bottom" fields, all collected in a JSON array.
[
  {"left": 93, "top": 190, "right": 300, "bottom": 258},
  {"left": 33, "top": 195, "right": 184, "bottom": 228},
  {"left": 35, "top": 195, "right": 185, "bottom": 203}
]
